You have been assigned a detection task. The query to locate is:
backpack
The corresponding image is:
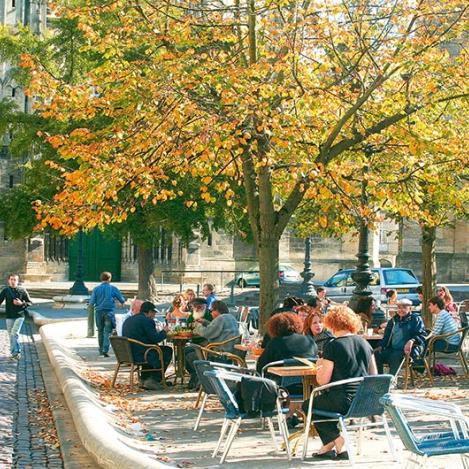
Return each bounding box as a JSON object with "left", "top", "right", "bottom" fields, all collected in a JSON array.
[{"left": 236, "top": 376, "right": 283, "bottom": 416}]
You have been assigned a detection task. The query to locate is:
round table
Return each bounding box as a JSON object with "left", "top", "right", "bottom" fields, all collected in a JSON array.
[{"left": 167, "top": 334, "right": 193, "bottom": 385}]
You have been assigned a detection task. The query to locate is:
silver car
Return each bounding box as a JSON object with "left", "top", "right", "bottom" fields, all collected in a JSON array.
[
  {"left": 319, "top": 268, "right": 421, "bottom": 304},
  {"left": 235, "top": 264, "right": 302, "bottom": 288}
]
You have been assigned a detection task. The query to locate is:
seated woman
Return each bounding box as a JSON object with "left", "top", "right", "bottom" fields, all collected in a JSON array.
[
  {"left": 166, "top": 293, "right": 189, "bottom": 325},
  {"left": 257, "top": 312, "right": 317, "bottom": 375},
  {"left": 261, "top": 296, "right": 304, "bottom": 348},
  {"left": 302, "top": 309, "right": 334, "bottom": 355},
  {"left": 302, "top": 304, "right": 377, "bottom": 460},
  {"left": 437, "top": 286, "right": 459, "bottom": 323}
]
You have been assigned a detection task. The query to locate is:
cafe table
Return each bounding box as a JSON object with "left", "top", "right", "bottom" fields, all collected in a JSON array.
[
  {"left": 166, "top": 334, "right": 193, "bottom": 385},
  {"left": 267, "top": 364, "right": 318, "bottom": 454},
  {"left": 267, "top": 365, "right": 317, "bottom": 400}
]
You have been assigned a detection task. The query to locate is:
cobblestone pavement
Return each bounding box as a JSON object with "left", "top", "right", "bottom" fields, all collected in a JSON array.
[{"left": 0, "top": 318, "right": 64, "bottom": 469}]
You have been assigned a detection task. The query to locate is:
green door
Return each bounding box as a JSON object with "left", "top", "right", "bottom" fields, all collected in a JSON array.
[{"left": 69, "top": 230, "right": 122, "bottom": 281}]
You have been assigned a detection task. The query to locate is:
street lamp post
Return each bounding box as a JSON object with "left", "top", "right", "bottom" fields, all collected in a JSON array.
[
  {"left": 69, "top": 230, "right": 89, "bottom": 296},
  {"left": 348, "top": 148, "right": 374, "bottom": 311},
  {"left": 301, "top": 236, "right": 316, "bottom": 298}
]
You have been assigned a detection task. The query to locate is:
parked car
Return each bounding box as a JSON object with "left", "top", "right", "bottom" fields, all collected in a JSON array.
[
  {"left": 318, "top": 267, "right": 421, "bottom": 304},
  {"left": 235, "top": 264, "right": 302, "bottom": 288}
]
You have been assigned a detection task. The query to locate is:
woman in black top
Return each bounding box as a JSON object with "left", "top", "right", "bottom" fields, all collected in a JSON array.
[
  {"left": 302, "top": 304, "right": 377, "bottom": 460},
  {"left": 256, "top": 312, "right": 317, "bottom": 375}
]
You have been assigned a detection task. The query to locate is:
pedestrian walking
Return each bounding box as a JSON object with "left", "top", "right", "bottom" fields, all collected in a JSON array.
[
  {"left": 89, "top": 272, "right": 125, "bottom": 357},
  {"left": 0, "top": 273, "right": 32, "bottom": 359}
]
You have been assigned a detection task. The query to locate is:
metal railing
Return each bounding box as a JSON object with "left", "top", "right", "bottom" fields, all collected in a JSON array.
[{"left": 159, "top": 269, "right": 259, "bottom": 305}]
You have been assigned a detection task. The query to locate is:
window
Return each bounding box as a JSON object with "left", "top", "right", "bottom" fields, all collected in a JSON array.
[
  {"left": 383, "top": 269, "right": 418, "bottom": 285},
  {"left": 326, "top": 272, "right": 349, "bottom": 287},
  {"left": 12, "top": 0, "right": 16, "bottom": 8},
  {"left": 11, "top": 87, "right": 16, "bottom": 97},
  {"left": 9, "top": 175, "right": 14, "bottom": 188}
]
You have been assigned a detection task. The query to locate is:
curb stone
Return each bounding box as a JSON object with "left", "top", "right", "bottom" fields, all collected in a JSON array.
[{"left": 34, "top": 314, "right": 171, "bottom": 469}]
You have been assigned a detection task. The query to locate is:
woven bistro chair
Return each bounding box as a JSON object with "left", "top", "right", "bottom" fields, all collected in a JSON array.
[{"left": 110, "top": 336, "right": 167, "bottom": 390}]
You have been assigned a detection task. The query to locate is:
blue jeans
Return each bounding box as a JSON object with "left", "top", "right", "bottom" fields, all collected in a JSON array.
[
  {"left": 95, "top": 310, "right": 114, "bottom": 354},
  {"left": 6, "top": 317, "right": 25, "bottom": 356},
  {"left": 432, "top": 339, "right": 459, "bottom": 353}
]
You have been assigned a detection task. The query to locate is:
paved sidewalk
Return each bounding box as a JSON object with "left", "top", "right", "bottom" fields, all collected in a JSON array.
[
  {"left": 38, "top": 318, "right": 469, "bottom": 468},
  {"left": 0, "top": 319, "right": 63, "bottom": 468}
]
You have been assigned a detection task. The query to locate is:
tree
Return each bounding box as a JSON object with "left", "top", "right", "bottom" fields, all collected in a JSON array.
[
  {"left": 22, "top": 0, "right": 468, "bottom": 326},
  {"left": 0, "top": 15, "right": 240, "bottom": 298}
]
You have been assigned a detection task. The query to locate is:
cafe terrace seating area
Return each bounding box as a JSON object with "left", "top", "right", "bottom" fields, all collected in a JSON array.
[{"left": 74, "top": 302, "right": 469, "bottom": 468}]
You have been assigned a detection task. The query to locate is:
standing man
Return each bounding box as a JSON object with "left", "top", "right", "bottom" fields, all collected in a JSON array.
[
  {"left": 0, "top": 273, "right": 32, "bottom": 359},
  {"left": 122, "top": 301, "right": 173, "bottom": 390},
  {"left": 89, "top": 272, "right": 125, "bottom": 357},
  {"left": 202, "top": 283, "right": 217, "bottom": 310}
]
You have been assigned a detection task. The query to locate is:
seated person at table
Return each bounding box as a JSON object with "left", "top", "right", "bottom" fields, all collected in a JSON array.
[
  {"left": 302, "top": 304, "right": 377, "bottom": 460},
  {"left": 374, "top": 298, "right": 426, "bottom": 375},
  {"left": 166, "top": 293, "right": 189, "bottom": 325},
  {"left": 116, "top": 298, "right": 143, "bottom": 336},
  {"left": 202, "top": 283, "right": 217, "bottom": 310},
  {"left": 437, "top": 286, "right": 459, "bottom": 323},
  {"left": 122, "top": 301, "right": 173, "bottom": 390},
  {"left": 257, "top": 312, "right": 317, "bottom": 375},
  {"left": 303, "top": 309, "right": 334, "bottom": 355},
  {"left": 186, "top": 298, "right": 212, "bottom": 325},
  {"left": 316, "top": 287, "right": 332, "bottom": 313},
  {"left": 427, "top": 296, "right": 461, "bottom": 352},
  {"left": 185, "top": 300, "right": 240, "bottom": 389},
  {"left": 183, "top": 289, "right": 196, "bottom": 312},
  {"left": 261, "top": 296, "right": 304, "bottom": 348},
  {"left": 353, "top": 296, "right": 384, "bottom": 331}
]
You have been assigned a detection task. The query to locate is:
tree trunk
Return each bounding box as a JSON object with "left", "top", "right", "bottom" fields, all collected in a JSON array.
[
  {"left": 421, "top": 225, "right": 437, "bottom": 327},
  {"left": 257, "top": 233, "right": 280, "bottom": 333},
  {"left": 137, "top": 244, "right": 158, "bottom": 302}
]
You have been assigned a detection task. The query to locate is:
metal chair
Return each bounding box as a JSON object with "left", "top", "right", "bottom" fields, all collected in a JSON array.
[
  {"left": 380, "top": 393, "right": 469, "bottom": 468},
  {"left": 191, "top": 343, "right": 247, "bottom": 408},
  {"left": 302, "top": 374, "right": 396, "bottom": 464},
  {"left": 109, "top": 336, "right": 167, "bottom": 389},
  {"left": 204, "top": 369, "right": 291, "bottom": 464},
  {"left": 193, "top": 360, "right": 258, "bottom": 430}
]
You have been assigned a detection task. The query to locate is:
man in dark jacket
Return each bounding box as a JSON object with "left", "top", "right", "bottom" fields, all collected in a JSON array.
[
  {"left": 122, "top": 301, "right": 173, "bottom": 390},
  {"left": 374, "top": 298, "right": 426, "bottom": 374},
  {"left": 0, "top": 273, "right": 32, "bottom": 359}
]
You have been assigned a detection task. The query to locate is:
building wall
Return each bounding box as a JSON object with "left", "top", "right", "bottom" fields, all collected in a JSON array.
[{"left": 397, "top": 219, "right": 469, "bottom": 283}]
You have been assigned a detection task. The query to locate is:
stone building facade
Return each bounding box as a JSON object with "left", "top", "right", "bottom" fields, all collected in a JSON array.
[{"left": 1, "top": 0, "right": 468, "bottom": 285}]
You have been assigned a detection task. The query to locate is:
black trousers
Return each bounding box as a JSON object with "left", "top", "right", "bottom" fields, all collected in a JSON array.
[
  {"left": 375, "top": 348, "right": 404, "bottom": 375},
  {"left": 141, "top": 346, "right": 173, "bottom": 382},
  {"left": 303, "top": 390, "right": 353, "bottom": 445}
]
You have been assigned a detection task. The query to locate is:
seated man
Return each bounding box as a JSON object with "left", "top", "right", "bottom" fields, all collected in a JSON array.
[
  {"left": 116, "top": 298, "right": 143, "bottom": 336},
  {"left": 122, "top": 301, "right": 173, "bottom": 390},
  {"left": 185, "top": 300, "right": 240, "bottom": 389},
  {"left": 374, "top": 298, "right": 426, "bottom": 375},
  {"left": 427, "top": 296, "right": 461, "bottom": 352}
]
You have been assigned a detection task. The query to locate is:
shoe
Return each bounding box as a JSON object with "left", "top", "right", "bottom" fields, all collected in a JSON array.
[
  {"left": 103, "top": 353, "right": 110, "bottom": 357},
  {"left": 287, "top": 415, "right": 300, "bottom": 429},
  {"left": 187, "top": 378, "right": 198, "bottom": 390},
  {"left": 311, "top": 450, "right": 337, "bottom": 459},
  {"left": 141, "top": 379, "right": 162, "bottom": 390},
  {"left": 336, "top": 451, "right": 349, "bottom": 460},
  {"left": 10, "top": 353, "right": 20, "bottom": 360}
]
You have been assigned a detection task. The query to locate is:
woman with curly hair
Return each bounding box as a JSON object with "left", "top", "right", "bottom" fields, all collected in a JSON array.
[
  {"left": 303, "top": 309, "right": 334, "bottom": 355},
  {"left": 302, "top": 304, "right": 377, "bottom": 461},
  {"left": 256, "top": 312, "right": 317, "bottom": 374}
]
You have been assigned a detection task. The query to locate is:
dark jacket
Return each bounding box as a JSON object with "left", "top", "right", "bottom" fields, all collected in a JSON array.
[
  {"left": 257, "top": 333, "right": 317, "bottom": 374},
  {"left": 122, "top": 313, "right": 167, "bottom": 362},
  {"left": 380, "top": 312, "right": 426, "bottom": 356},
  {"left": 0, "top": 286, "right": 32, "bottom": 319}
]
